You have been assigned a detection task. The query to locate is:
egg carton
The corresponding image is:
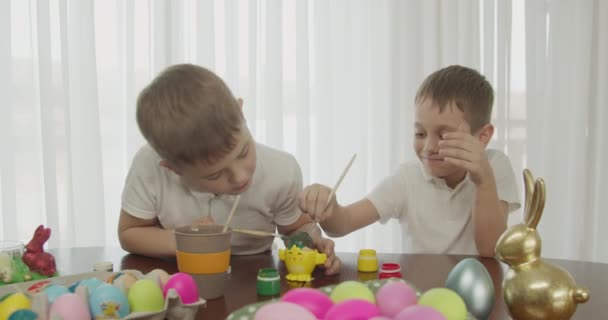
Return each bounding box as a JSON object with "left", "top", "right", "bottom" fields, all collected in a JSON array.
[{"left": 0, "top": 269, "right": 206, "bottom": 320}]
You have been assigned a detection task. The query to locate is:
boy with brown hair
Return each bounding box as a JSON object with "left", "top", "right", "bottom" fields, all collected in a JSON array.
[
  {"left": 118, "top": 64, "right": 340, "bottom": 275},
  {"left": 299, "top": 65, "right": 520, "bottom": 257}
]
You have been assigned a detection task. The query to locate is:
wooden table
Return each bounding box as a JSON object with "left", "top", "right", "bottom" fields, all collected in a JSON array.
[{"left": 48, "top": 247, "right": 606, "bottom": 319}]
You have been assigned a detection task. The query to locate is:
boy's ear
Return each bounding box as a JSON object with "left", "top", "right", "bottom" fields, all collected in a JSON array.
[
  {"left": 477, "top": 124, "right": 494, "bottom": 146},
  {"left": 159, "top": 160, "right": 182, "bottom": 176}
]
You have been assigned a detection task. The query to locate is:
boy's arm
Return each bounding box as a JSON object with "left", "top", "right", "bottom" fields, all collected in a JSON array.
[
  {"left": 472, "top": 177, "right": 508, "bottom": 257},
  {"left": 118, "top": 209, "right": 177, "bottom": 257},
  {"left": 318, "top": 199, "right": 380, "bottom": 237}
]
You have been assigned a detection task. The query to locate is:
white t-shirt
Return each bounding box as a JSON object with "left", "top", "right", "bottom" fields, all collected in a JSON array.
[
  {"left": 121, "top": 143, "right": 302, "bottom": 255},
  {"left": 367, "top": 149, "right": 520, "bottom": 255}
]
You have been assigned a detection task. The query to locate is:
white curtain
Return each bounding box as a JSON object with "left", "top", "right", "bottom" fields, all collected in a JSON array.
[{"left": 1, "top": 0, "right": 606, "bottom": 263}]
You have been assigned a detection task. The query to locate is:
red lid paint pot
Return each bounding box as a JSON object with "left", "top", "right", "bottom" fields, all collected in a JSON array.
[{"left": 379, "top": 263, "right": 402, "bottom": 279}]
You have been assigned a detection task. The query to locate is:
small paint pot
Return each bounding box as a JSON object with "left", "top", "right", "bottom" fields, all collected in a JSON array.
[
  {"left": 379, "top": 263, "right": 402, "bottom": 279},
  {"left": 257, "top": 268, "right": 281, "bottom": 296},
  {"left": 357, "top": 249, "right": 378, "bottom": 272}
]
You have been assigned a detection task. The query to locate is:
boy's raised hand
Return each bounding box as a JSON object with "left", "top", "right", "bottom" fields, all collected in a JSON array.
[
  {"left": 298, "top": 184, "right": 339, "bottom": 223},
  {"left": 438, "top": 122, "right": 494, "bottom": 186}
]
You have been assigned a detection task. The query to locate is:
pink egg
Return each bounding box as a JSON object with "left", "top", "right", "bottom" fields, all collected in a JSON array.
[
  {"left": 254, "top": 302, "right": 317, "bottom": 320},
  {"left": 394, "top": 305, "right": 447, "bottom": 320},
  {"left": 281, "top": 288, "right": 333, "bottom": 319},
  {"left": 324, "top": 299, "right": 380, "bottom": 320},
  {"left": 163, "top": 272, "right": 200, "bottom": 304},
  {"left": 376, "top": 281, "right": 418, "bottom": 317},
  {"left": 49, "top": 293, "right": 91, "bottom": 320}
]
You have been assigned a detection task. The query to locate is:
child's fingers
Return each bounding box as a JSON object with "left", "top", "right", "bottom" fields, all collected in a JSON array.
[
  {"left": 439, "top": 148, "right": 474, "bottom": 161},
  {"left": 443, "top": 157, "right": 474, "bottom": 172},
  {"left": 305, "top": 187, "right": 321, "bottom": 219}
]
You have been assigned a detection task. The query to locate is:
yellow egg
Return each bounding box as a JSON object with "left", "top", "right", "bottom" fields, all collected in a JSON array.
[
  {"left": 0, "top": 293, "right": 32, "bottom": 320},
  {"left": 128, "top": 279, "right": 164, "bottom": 312}
]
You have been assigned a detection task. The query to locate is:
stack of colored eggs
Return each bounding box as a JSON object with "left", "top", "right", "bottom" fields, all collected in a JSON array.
[
  {"left": 253, "top": 280, "right": 469, "bottom": 320},
  {"left": 0, "top": 270, "right": 203, "bottom": 320}
]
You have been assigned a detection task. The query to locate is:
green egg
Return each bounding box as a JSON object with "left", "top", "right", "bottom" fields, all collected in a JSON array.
[
  {"left": 418, "top": 288, "right": 467, "bottom": 320},
  {"left": 128, "top": 279, "right": 165, "bottom": 312},
  {"left": 329, "top": 281, "right": 375, "bottom": 303}
]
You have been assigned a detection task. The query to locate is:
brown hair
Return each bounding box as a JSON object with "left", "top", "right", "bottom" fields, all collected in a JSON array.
[
  {"left": 415, "top": 65, "right": 494, "bottom": 131},
  {"left": 136, "top": 64, "right": 243, "bottom": 166}
]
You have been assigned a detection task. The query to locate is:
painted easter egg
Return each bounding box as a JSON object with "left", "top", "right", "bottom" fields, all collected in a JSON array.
[
  {"left": 394, "top": 305, "right": 447, "bottom": 320},
  {"left": 128, "top": 279, "right": 164, "bottom": 312},
  {"left": 163, "top": 272, "right": 199, "bottom": 304},
  {"left": 329, "top": 281, "right": 375, "bottom": 303},
  {"left": 324, "top": 299, "right": 381, "bottom": 320},
  {"left": 89, "top": 284, "right": 130, "bottom": 318},
  {"left": 254, "top": 302, "right": 317, "bottom": 320},
  {"left": 376, "top": 281, "right": 418, "bottom": 317},
  {"left": 418, "top": 288, "right": 467, "bottom": 320},
  {"left": 7, "top": 309, "right": 38, "bottom": 320},
  {"left": 445, "top": 258, "right": 494, "bottom": 319},
  {"left": 281, "top": 288, "right": 333, "bottom": 319},
  {"left": 147, "top": 269, "right": 171, "bottom": 288},
  {"left": 49, "top": 293, "right": 90, "bottom": 320},
  {"left": 0, "top": 293, "right": 31, "bottom": 320},
  {"left": 43, "top": 284, "right": 69, "bottom": 304},
  {"left": 72, "top": 277, "right": 103, "bottom": 294}
]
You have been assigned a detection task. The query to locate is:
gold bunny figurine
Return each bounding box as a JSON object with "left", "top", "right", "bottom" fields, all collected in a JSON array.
[{"left": 495, "top": 169, "right": 589, "bottom": 320}]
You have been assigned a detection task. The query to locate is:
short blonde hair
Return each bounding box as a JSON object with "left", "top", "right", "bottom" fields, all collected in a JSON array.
[
  {"left": 136, "top": 64, "right": 243, "bottom": 166},
  {"left": 415, "top": 65, "right": 494, "bottom": 131}
]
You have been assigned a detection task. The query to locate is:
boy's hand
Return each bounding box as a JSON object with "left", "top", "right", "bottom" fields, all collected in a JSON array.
[
  {"left": 313, "top": 236, "right": 341, "bottom": 275},
  {"left": 191, "top": 216, "right": 216, "bottom": 225},
  {"left": 298, "top": 184, "right": 338, "bottom": 223},
  {"left": 439, "top": 122, "right": 494, "bottom": 186}
]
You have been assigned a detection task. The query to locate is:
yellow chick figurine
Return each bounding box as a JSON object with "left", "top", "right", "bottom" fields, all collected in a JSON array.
[{"left": 279, "top": 245, "right": 327, "bottom": 282}]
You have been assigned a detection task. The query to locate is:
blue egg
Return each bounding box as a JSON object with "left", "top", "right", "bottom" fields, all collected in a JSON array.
[
  {"left": 43, "top": 284, "right": 69, "bottom": 304},
  {"left": 75, "top": 278, "right": 103, "bottom": 294},
  {"left": 89, "top": 284, "right": 130, "bottom": 318},
  {"left": 8, "top": 309, "right": 38, "bottom": 320}
]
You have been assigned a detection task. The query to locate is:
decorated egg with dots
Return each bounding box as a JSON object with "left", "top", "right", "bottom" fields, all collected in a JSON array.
[
  {"left": 376, "top": 280, "right": 418, "bottom": 317},
  {"left": 395, "top": 305, "right": 448, "bottom": 320},
  {"left": 162, "top": 272, "right": 199, "bottom": 304},
  {"left": 324, "top": 299, "right": 381, "bottom": 320},
  {"left": 254, "top": 302, "right": 317, "bottom": 320},
  {"left": 281, "top": 288, "right": 333, "bottom": 319},
  {"left": 329, "top": 281, "right": 375, "bottom": 303},
  {"left": 49, "top": 293, "right": 90, "bottom": 320},
  {"left": 89, "top": 284, "right": 130, "bottom": 318}
]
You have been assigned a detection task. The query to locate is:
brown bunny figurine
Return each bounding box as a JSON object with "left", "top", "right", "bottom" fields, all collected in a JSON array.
[{"left": 495, "top": 169, "right": 589, "bottom": 320}]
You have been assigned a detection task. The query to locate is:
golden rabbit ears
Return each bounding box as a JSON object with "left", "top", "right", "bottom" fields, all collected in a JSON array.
[{"left": 523, "top": 169, "right": 546, "bottom": 229}]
